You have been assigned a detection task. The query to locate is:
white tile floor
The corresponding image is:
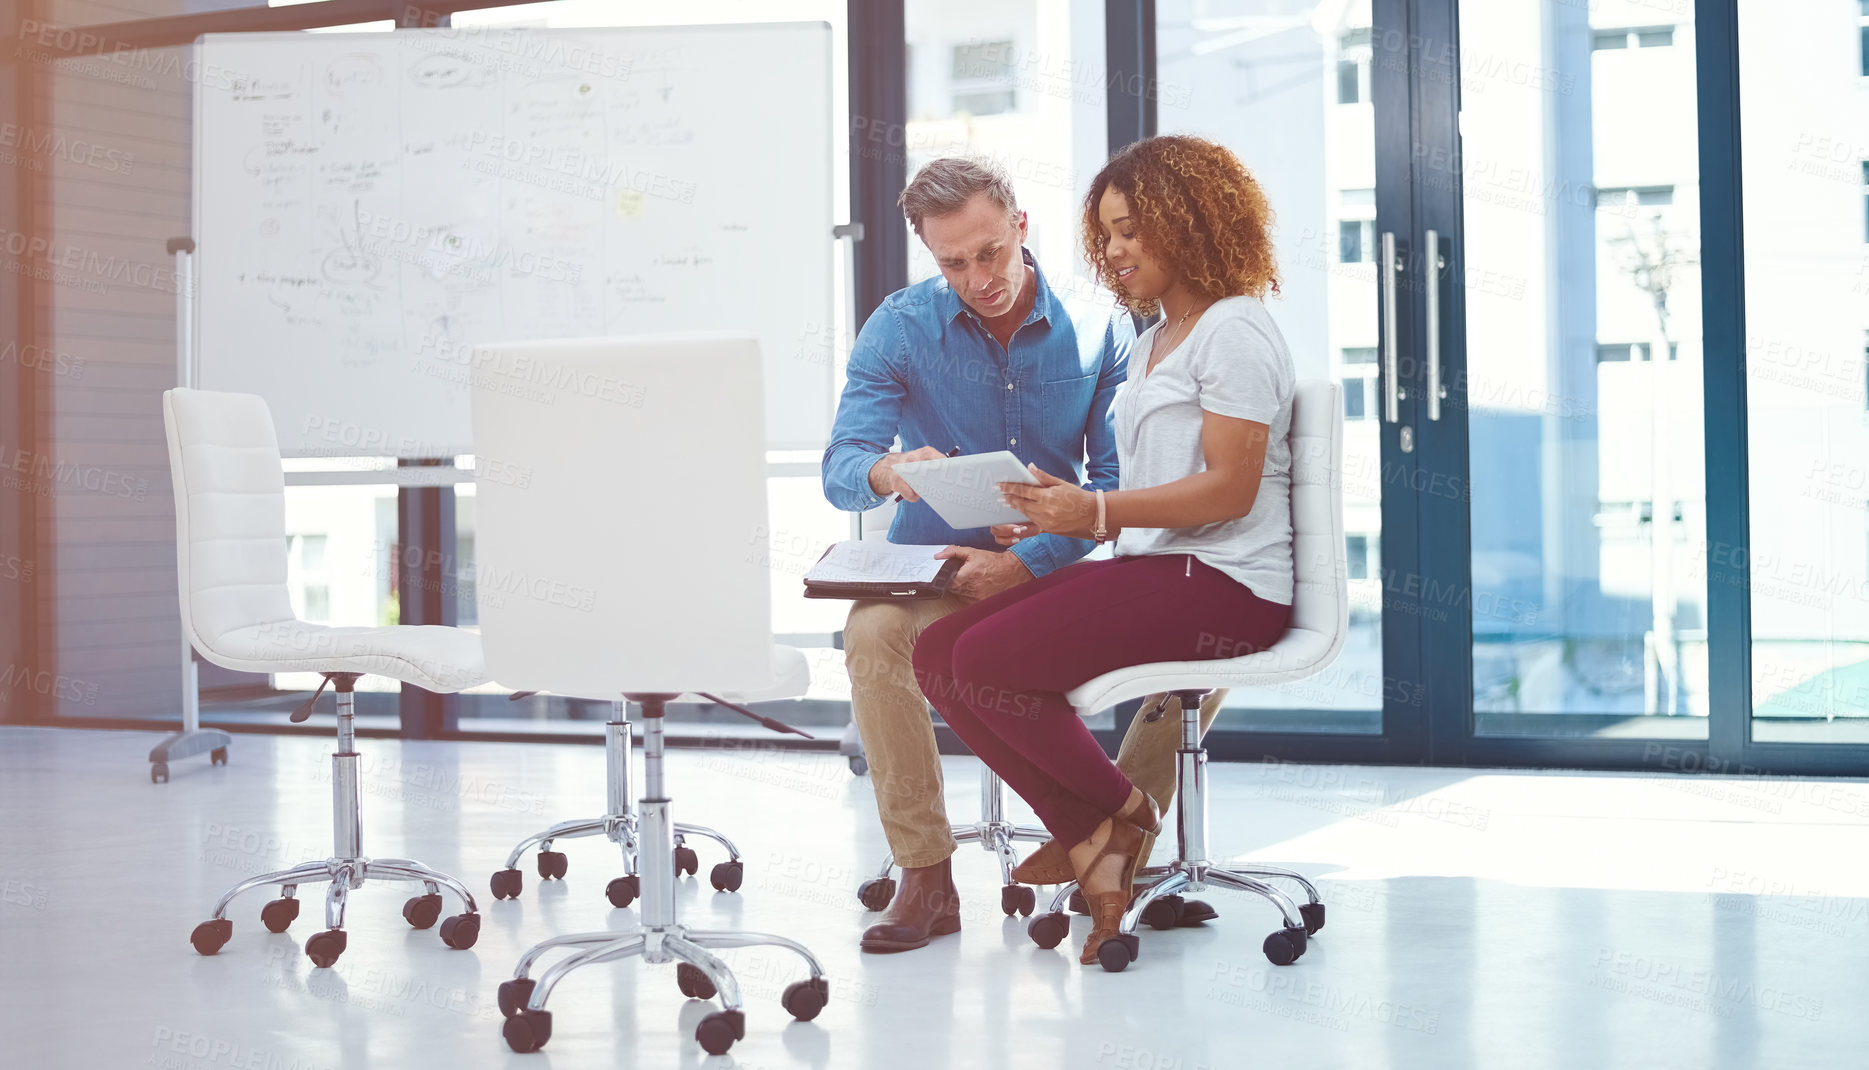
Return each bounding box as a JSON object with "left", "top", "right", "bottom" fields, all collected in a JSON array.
[{"left": 2, "top": 725, "right": 1866, "bottom": 1069}]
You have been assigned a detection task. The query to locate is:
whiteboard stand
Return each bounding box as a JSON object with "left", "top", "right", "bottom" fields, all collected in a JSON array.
[
  {"left": 148, "top": 236, "right": 231, "bottom": 785},
  {"left": 829, "top": 221, "right": 870, "bottom": 776}
]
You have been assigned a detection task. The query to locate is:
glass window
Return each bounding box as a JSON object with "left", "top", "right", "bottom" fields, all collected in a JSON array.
[
  {"left": 1739, "top": 1, "right": 1869, "bottom": 741},
  {"left": 299, "top": 534, "right": 327, "bottom": 571},
  {"left": 1593, "top": 27, "right": 1675, "bottom": 50},
  {"left": 1861, "top": 1, "right": 1869, "bottom": 75},
  {"left": 903, "top": 1, "right": 1108, "bottom": 293},
  {"left": 1339, "top": 219, "right": 1372, "bottom": 263},
  {"left": 279, "top": 484, "right": 399, "bottom": 637},
  {"left": 1461, "top": 0, "right": 1708, "bottom": 734},
  {"left": 1160, "top": 0, "right": 1383, "bottom": 730},
  {"left": 951, "top": 38, "right": 1019, "bottom": 115},
  {"left": 1343, "top": 376, "right": 1367, "bottom": 421},
  {"left": 1346, "top": 534, "right": 1369, "bottom": 580},
  {"left": 1336, "top": 29, "right": 1371, "bottom": 104}
]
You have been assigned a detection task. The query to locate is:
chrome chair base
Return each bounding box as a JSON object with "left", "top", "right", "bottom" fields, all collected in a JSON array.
[
  {"left": 188, "top": 675, "right": 480, "bottom": 966},
  {"left": 489, "top": 704, "right": 744, "bottom": 906},
  {"left": 501, "top": 695, "right": 826, "bottom": 1057},
  {"left": 855, "top": 765, "right": 1051, "bottom": 917},
  {"left": 1027, "top": 688, "right": 1325, "bottom": 971}
]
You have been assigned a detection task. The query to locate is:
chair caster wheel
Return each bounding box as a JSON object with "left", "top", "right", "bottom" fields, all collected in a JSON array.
[
  {"left": 1263, "top": 926, "right": 1307, "bottom": 966},
  {"left": 1142, "top": 895, "right": 1185, "bottom": 931},
  {"left": 695, "top": 1010, "right": 744, "bottom": 1056},
  {"left": 490, "top": 868, "right": 524, "bottom": 900},
  {"left": 439, "top": 912, "right": 480, "bottom": 950},
  {"left": 1026, "top": 911, "right": 1069, "bottom": 950},
  {"left": 605, "top": 875, "right": 640, "bottom": 909},
  {"left": 673, "top": 844, "right": 699, "bottom": 877},
  {"left": 1300, "top": 901, "right": 1326, "bottom": 935},
  {"left": 782, "top": 978, "right": 828, "bottom": 1022},
  {"left": 1097, "top": 933, "right": 1140, "bottom": 973},
  {"left": 1000, "top": 884, "right": 1035, "bottom": 917},
  {"left": 402, "top": 893, "right": 443, "bottom": 930},
  {"left": 502, "top": 1009, "right": 552, "bottom": 1053},
  {"left": 1068, "top": 889, "right": 1087, "bottom": 914},
  {"left": 857, "top": 878, "right": 895, "bottom": 912},
  {"left": 710, "top": 861, "right": 744, "bottom": 893},
  {"left": 190, "top": 918, "right": 232, "bottom": 956},
  {"left": 210, "top": 747, "right": 228, "bottom": 766},
  {"left": 675, "top": 962, "right": 717, "bottom": 1000},
  {"left": 536, "top": 850, "right": 568, "bottom": 880},
  {"left": 497, "top": 978, "right": 535, "bottom": 1018},
  {"left": 260, "top": 897, "right": 300, "bottom": 933},
  {"left": 847, "top": 756, "right": 868, "bottom": 776},
  {"left": 305, "top": 929, "right": 347, "bottom": 968},
  {"left": 151, "top": 762, "right": 169, "bottom": 784}
]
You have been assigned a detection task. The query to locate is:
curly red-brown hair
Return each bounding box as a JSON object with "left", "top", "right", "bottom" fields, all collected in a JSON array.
[{"left": 1082, "top": 135, "right": 1279, "bottom": 316}]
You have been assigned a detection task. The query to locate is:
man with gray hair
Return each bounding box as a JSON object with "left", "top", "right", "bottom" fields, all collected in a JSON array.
[{"left": 821, "top": 156, "right": 1222, "bottom": 953}]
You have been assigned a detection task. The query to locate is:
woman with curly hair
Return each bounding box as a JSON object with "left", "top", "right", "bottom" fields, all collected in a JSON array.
[{"left": 911, "top": 135, "right": 1296, "bottom": 965}]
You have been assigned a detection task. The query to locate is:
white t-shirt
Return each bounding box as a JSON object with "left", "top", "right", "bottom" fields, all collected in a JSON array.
[{"left": 1111, "top": 295, "right": 1295, "bottom": 604}]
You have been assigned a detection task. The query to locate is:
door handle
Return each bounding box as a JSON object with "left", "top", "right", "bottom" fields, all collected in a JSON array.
[
  {"left": 1424, "top": 229, "right": 1445, "bottom": 422},
  {"left": 1381, "top": 231, "right": 1405, "bottom": 425}
]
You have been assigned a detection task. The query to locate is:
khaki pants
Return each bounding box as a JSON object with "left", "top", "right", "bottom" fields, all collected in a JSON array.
[{"left": 844, "top": 596, "right": 1223, "bottom": 869}]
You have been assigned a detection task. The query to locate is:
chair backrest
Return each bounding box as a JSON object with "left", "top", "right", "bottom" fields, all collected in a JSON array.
[
  {"left": 1065, "top": 379, "right": 1345, "bottom": 711},
  {"left": 468, "top": 333, "right": 777, "bottom": 696},
  {"left": 162, "top": 388, "right": 297, "bottom": 656},
  {"left": 1286, "top": 377, "right": 1348, "bottom": 663}
]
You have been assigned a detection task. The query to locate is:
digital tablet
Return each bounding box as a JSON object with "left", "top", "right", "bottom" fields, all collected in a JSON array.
[{"left": 893, "top": 450, "right": 1044, "bottom": 530}]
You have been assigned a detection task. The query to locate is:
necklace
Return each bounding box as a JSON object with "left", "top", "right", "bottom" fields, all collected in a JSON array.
[{"left": 1151, "top": 300, "right": 1209, "bottom": 371}]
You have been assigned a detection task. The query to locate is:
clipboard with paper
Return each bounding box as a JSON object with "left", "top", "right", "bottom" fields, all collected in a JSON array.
[{"left": 802, "top": 541, "right": 960, "bottom": 600}]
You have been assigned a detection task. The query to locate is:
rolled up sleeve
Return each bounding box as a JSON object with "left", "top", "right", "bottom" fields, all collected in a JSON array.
[{"left": 821, "top": 308, "right": 906, "bottom": 513}]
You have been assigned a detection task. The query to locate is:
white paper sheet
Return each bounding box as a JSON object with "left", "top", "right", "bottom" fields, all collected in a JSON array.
[{"left": 804, "top": 541, "right": 948, "bottom": 585}]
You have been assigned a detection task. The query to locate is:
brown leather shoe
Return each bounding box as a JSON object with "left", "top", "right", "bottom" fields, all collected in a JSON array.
[
  {"left": 1009, "top": 838, "right": 1073, "bottom": 885},
  {"left": 860, "top": 857, "right": 962, "bottom": 953}
]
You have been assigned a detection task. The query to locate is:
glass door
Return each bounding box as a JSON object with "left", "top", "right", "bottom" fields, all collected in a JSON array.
[
  {"left": 1403, "top": 0, "right": 1731, "bottom": 765},
  {"left": 1156, "top": 0, "right": 1428, "bottom": 762}
]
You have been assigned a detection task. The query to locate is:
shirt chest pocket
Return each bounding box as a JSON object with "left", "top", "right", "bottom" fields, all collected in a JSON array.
[{"left": 1040, "top": 371, "right": 1097, "bottom": 416}]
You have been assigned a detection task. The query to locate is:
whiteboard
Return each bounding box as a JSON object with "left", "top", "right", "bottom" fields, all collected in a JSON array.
[{"left": 191, "top": 23, "right": 834, "bottom": 456}]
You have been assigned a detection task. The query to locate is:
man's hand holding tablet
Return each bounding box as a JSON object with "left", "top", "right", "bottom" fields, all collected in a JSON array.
[{"left": 892, "top": 450, "right": 1042, "bottom": 530}]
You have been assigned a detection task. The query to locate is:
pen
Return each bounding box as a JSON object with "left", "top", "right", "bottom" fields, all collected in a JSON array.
[{"left": 890, "top": 446, "right": 962, "bottom": 505}]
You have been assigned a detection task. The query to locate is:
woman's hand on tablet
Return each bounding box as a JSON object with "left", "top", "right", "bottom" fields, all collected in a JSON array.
[{"left": 999, "top": 465, "right": 1096, "bottom": 537}]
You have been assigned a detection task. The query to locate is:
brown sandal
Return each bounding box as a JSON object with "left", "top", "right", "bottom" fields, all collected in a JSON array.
[
  {"left": 1113, "top": 791, "right": 1164, "bottom": 837},
  {"left": 1075, "top": 792, "right": 1163, "bottom": 965}
]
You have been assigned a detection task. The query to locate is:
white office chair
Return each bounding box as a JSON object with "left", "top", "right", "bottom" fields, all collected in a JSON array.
[
  {"left": 469, "top": 334, "right": 826, "bottom": 1057},
  {"left": 1026, "top": 379, "right": 1347, "bottom": 971},
  {"left": 487, "top": 694, "right": 747, "bottom": 906},
  {"left": 165, "top": 388, "right": 487, "bottom": 968}
]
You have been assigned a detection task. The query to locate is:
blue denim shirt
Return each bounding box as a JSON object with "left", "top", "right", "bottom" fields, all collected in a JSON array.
[{"left": 821, "top": 250, "right": 1132, "bottom": 578}]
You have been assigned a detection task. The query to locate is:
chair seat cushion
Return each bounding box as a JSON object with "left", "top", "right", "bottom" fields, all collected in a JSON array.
[
  {"left": 206, "top": 621, "right": 489, "bottom": 694},
  {"left": 1066, "top": 626, "right": 1335, "bottom": 714}
]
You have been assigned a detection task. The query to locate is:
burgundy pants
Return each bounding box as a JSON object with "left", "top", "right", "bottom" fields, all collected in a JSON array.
[{"left": 912, "top": 553, "right": 1291, "bottom": 848}]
